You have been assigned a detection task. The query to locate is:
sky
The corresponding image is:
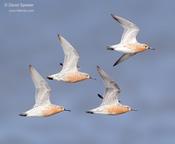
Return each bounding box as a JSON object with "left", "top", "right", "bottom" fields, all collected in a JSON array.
[{"left": 0, "top": 0, "right": 175, "bottom": 144}]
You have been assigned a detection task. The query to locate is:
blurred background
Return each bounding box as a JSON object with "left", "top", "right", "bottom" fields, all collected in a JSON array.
[{"left": 0, "top": 0, "right": 175, "bottom": 144}]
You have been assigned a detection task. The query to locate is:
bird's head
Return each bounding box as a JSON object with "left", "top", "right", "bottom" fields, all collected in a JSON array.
[
  {"left": 143, "top": 43, "right": 155, "bottom": 50},
  {"left": 83, "top": 73, "right": 96, "bottom": 80}
]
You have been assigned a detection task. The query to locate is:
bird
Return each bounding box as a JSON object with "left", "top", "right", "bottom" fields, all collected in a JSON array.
[
  {"left": 19, "top": 65, "right": 70, "bottom": 117},
  {"left": 47, "top": 34, "right": 94, "bottom": 83},
  {"left": 86, "top": 66, "right": 136, "bottom": 115},
  {"left": 107, "top": 14, "right": 154, "bottom": 66}
]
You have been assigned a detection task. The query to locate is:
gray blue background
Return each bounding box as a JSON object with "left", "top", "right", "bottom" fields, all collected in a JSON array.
[{"left": 0, "top": 0, "right": 175, "bottom": 144}]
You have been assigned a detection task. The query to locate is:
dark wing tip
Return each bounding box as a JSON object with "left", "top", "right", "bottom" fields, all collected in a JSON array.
[
  {"left": 113, "top": 54, "right": 127, "bottom": 67},
  {"left": 114, "top": 53, "right": 136, "bottom": 67},
  {"left": 29, "top": 64, "right": 34, "bottom": 73},
  {"left": 59, "top": 63, "right": 63, "bottom": 66},
  {"left": 111, "top": 14, "right": 120, "bottom": 21},
  {"left": 96, "top": 65, "right": 102, "bottom": 73},
  {"left": 110, "top": 13, "right": 115, "bottom": 18},
  {"left": 97, "top": 93, "right": 103, "bottom": 99},
  {"left": 29, "top": 64, "right": 32, "bottom": 68},
  {"left": 96, "top": 65, "right": 100, "bottom": 69},
  {"left": 113, "top": 61, "right": 119, "bottom": 67},
  {"left": 114, "top": 82, "right": 121, "bottom": 93},
  {"left": 57, "top": 34, "right": 62, "bottom": 41}
]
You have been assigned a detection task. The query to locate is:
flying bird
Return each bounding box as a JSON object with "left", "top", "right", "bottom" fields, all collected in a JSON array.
[
  {"left": 47, "top": 34, "right": 93, "bottom": 83},
  {"left": 86, "top": 66, "right": 136, "bottom": 115},
  {"left": 19, "top": 65, "right": 70, "bottom": 117},
  {"left": 107, "top": 14, "right": 154, "bottom": 66}
]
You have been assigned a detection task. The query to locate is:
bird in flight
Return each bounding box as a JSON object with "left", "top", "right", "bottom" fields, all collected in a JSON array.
[
  {"left": 86, "top": 66, "right": 136, "bottom": 115},
  {"left": 47, "top": 34, "right": 94, "bottom": 83},
  {"left": 107, "top": 14, "right": 154, "bottom": 66},
  {"left": 19, "top": 65, "right": 70, "bottom": 117}
]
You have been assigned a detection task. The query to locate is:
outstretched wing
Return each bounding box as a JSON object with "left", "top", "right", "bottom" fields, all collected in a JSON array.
[
  {"left": 97, "top": 66, "right": 120, "bottom": 105},
  {"left": 29, "top": 65, "right": 51, "bottom": 107},
  {"left": 111, "top": 14, "right": 139, "bottom": 44},
  {"left": 58, "top": 34, "right": 80, "bottom": 72},
  {"left": 113, "top": 53, "right": 137, "bottom": 66}
]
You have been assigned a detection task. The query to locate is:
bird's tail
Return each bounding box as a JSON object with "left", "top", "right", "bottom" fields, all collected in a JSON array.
[
  {"left": 86, "top": 111, "right": 94, "bottom": 114},
  {"left": 107, "top": 46, "right": 114, "bottom": 51},
  {"left": 47, "top": 75, "right": 54, "bottom": 80},
  {"left": 19, "top": 113, "right": 27, "bottom": 117}
]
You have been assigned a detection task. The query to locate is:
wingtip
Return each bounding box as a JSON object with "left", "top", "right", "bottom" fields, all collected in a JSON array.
[
  {"left": 111, "top": 14, "right": 121, "bottom": 23},
  {"left": 110, "top": 13, "right": 115, "bottom": 18},
  {"left": 96, "top": 65, "right": 101, "bottom": 72},
  {"left": 29, "top": 64, "right": 34, "bottom": 72},
  {"left": 29, "top": 64, "right": 32, "bottom": 68},
  {"left": 97, "top": 93, "right": 103, "bottom": 99},
  {"left": 57, "top": 34, "right": 62, "bottom": 40},
  {"left": 96, "top": 65, "right": 100, "bottom": 69},
  {"left": 113, "top": 62, "right": 118, "bottom": 67},
  {"left": 113, "top": 60, "right": 120, "bottom": 67},
  {"left": 59, "top": 63, "right": 63, "bottom": 66}
]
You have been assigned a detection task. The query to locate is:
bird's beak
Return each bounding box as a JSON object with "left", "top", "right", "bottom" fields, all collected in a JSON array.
[
  {"left": 89, "top": 76, "right": 96, "bottom": 80},
  {"left": 131, "top": 108, "right": 138, "bottom": 111},
  {"left": 149, "top": 47, "right": 156, "bottom": 50},
  {"left": 64, "top": 108, "right": 71, "bottom": 112}
]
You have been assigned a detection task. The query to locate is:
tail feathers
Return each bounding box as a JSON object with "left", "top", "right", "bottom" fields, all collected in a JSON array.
[
  {"left": 107, "top": 46, "right": 114, "bottom": 51},
  {"left": 47, "top": 74, "right": 62, "bottom": 81},
  {"left": 86, "top": 111, "right": 94, "bottom": 114},
  {"left": 19, "top": 113, "right": 27, "bottom": 117}
]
